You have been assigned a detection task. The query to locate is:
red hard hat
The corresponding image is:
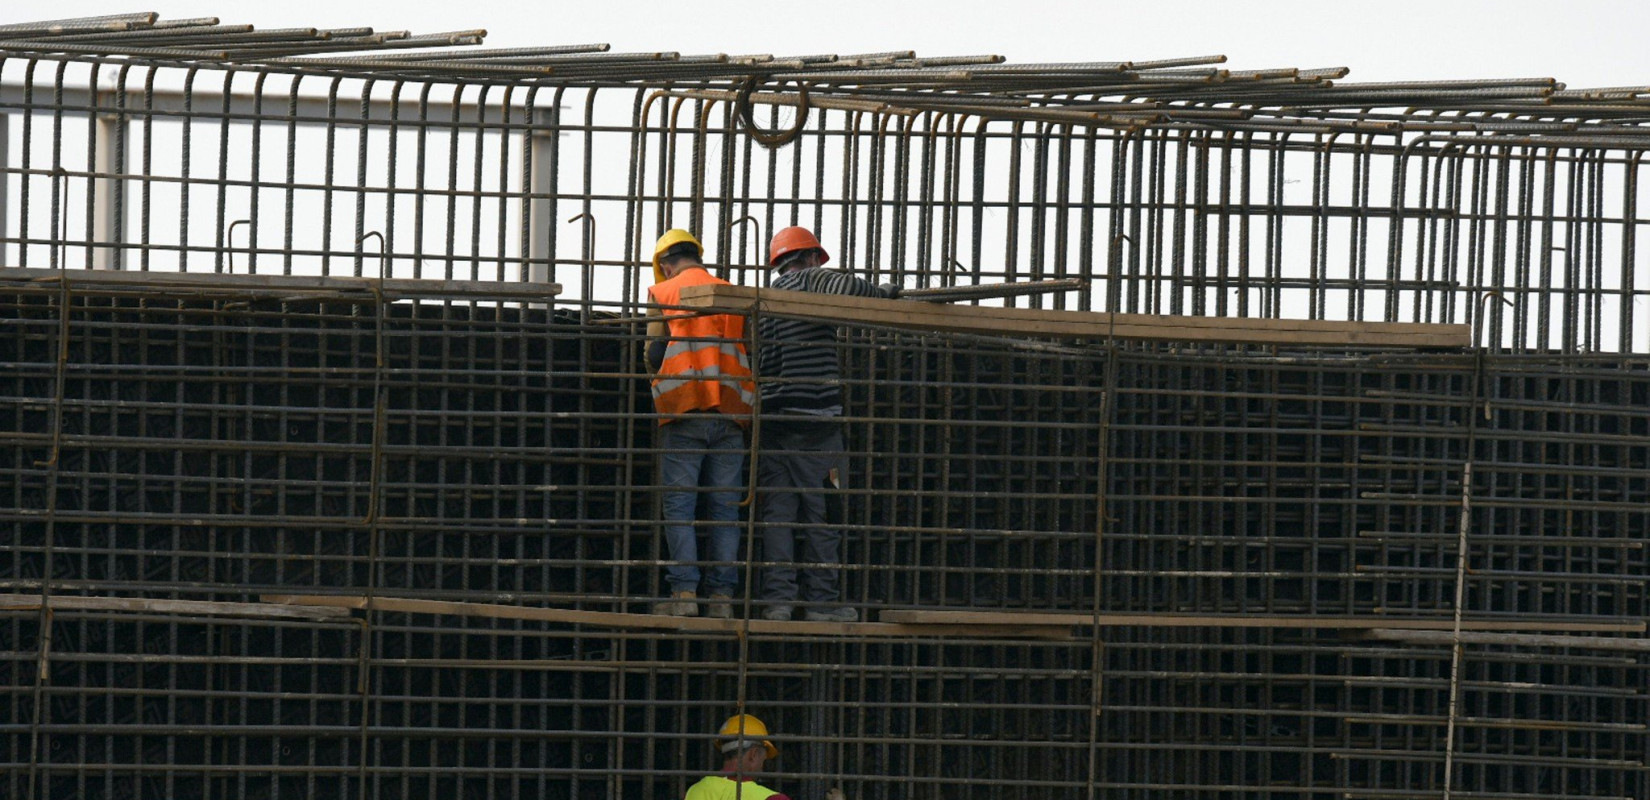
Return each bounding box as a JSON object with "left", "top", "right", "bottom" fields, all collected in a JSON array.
[{"left": 768, "top": 226, "right": 829, "bottom": 267}]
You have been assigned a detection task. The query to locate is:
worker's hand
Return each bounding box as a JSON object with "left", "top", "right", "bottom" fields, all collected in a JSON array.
[
  {"left": 877, "top": 283, "right": 901, "bottom": 300},
  {"left": 824, "top": 788, "right": 846, "bottom": 800}
]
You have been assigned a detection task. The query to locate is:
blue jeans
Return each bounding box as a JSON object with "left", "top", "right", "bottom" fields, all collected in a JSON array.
[{"left": 658, "top": 416, "right": 746, "bottom": 595}]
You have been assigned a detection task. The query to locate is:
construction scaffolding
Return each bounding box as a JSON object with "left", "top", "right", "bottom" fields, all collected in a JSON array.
[{"left": 1, "top": 12, "right": 1647, "bottom": 800}]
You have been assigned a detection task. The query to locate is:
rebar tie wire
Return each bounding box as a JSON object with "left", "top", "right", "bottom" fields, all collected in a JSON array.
[
  {"left": 1440, "top": 290, "right": 1515, "bottom": 800},
  {"left": 354, "top": 230, "right": 389, "bottom": 800},
  {"left": 25, "top": 260, "right": 72, "bottom": 800},
  {"left": 736, "top": 76, "right": 810, "bottom": 149},
  {"left": 732, "top": 297, "right": 764, "bottom": 790}
]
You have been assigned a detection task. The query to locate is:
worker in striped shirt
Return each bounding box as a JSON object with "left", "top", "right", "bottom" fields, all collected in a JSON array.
[{"left": 755, "top": 227, "right": 900, "bottom": 623}]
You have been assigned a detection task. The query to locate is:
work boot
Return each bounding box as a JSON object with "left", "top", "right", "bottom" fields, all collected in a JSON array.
[
  {"left": 761, "top": 605, "right": 793, "bottom": 622},
  {"left": 803, "top": 606, "right": 859, "bottom": 623},
  {"left": 651, "top": 590, "right": 698, "bottom": 617},
  {"left": 705, "top": 594, "right": 734, "bottom": 620}
]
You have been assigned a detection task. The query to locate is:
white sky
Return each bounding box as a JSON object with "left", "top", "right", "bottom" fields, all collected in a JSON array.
[{"left": 19, "top": 0, "right": 1650, "bottom": 89}]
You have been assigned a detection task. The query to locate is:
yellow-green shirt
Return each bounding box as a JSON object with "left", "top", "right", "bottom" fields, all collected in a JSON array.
[{"left": 683, "top": 774, "right": 785, "bottom": 800}]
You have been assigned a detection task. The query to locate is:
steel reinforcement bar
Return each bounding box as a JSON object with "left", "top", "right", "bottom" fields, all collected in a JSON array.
[{"left": 1, "top": 14, "right": 1648, "bottom": 800}]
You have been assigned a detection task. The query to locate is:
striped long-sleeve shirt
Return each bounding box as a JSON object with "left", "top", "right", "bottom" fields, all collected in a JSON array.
[{"left": 757, "top": 267, "right": 895, "bottom": 416}]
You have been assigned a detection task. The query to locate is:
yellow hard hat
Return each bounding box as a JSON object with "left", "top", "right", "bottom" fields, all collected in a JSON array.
[
  {"left": 717, "top": 713, "right": 778, "bottom": 760},
  {"left": 651, "top": 229, "right": 703, "bottom": 284}
]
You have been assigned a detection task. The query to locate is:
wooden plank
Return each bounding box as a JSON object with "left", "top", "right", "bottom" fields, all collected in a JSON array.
[
  {"left": 679, "top": 284, "right": 1472, "bottom": 348},
  {"left": 262, "top": 594, "right": 1073, "bottom": 640},
  {"left": 694, "top": 284, "right": 1468, "bottom": 344},
  {"left": 0, "top": 593, "right": 353, "bottom": 621},
  {"left": 878, "top": 609, "right": 1646, "bottom": 633},
  {"left": 1363, "top": 628, "right": 1650, "bottom": 652},
  {"left": 0, "top": 266, "right": 562, "bottom": 300}
]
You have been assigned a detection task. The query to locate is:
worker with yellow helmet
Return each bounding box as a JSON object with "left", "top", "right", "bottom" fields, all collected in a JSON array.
[
  {"left": 683, "top": 714, "right": 788, "bottom": 800},
  {"left": 645, "top": 229, "right": 756, "bottom": 619},
  {"left": 682, "top": 713, "right": 847, "bottom": 800}
]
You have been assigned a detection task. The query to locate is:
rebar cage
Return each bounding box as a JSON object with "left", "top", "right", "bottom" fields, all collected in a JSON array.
[{"left": 2, "top": 13, "right": 1648, "bottom": 800}]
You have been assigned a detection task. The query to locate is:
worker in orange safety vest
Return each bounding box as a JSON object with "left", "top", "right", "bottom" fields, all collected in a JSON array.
[{"left": 645, "top": 229, "right": 756, "bottom": 619}]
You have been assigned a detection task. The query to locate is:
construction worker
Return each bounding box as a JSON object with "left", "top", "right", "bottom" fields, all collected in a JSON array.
[
  {"left": 646, "top": 229, "right": 756, "bottom": 619},
  {"left": 755, "top": 227, "right": 899, "bottom": 622},
  {"left": 685, "top": 713, "right": 848, "bottom": 800},
  {"left": 684, "top": 714, "right": 791, "bottom": 800}
]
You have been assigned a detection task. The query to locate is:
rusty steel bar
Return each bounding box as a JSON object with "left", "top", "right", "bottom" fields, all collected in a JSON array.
[{"left": 0, "top": 12, "right": 1648, "bottom": 800}]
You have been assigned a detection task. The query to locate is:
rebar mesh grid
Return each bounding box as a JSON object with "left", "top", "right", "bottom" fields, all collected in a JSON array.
[{"left": 2, "top": 15, "right": 1649, "bottom": 800}]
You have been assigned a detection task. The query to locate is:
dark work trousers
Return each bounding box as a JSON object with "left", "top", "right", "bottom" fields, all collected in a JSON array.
[{"left": 757, "top": 421, "right": 846, "bottom": 607}]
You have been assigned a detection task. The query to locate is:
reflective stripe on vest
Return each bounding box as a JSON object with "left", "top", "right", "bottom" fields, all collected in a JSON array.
[
  {"left": 648, "top": 268, "right": 755, "bottom": 424},
  {"left": 683, "top": 775, "right": 779, "bottom": 800}
]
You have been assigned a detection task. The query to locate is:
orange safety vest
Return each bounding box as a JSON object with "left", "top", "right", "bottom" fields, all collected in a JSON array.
[{"left": 648, "top": 267, "right": 756, "bottom": 425}]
